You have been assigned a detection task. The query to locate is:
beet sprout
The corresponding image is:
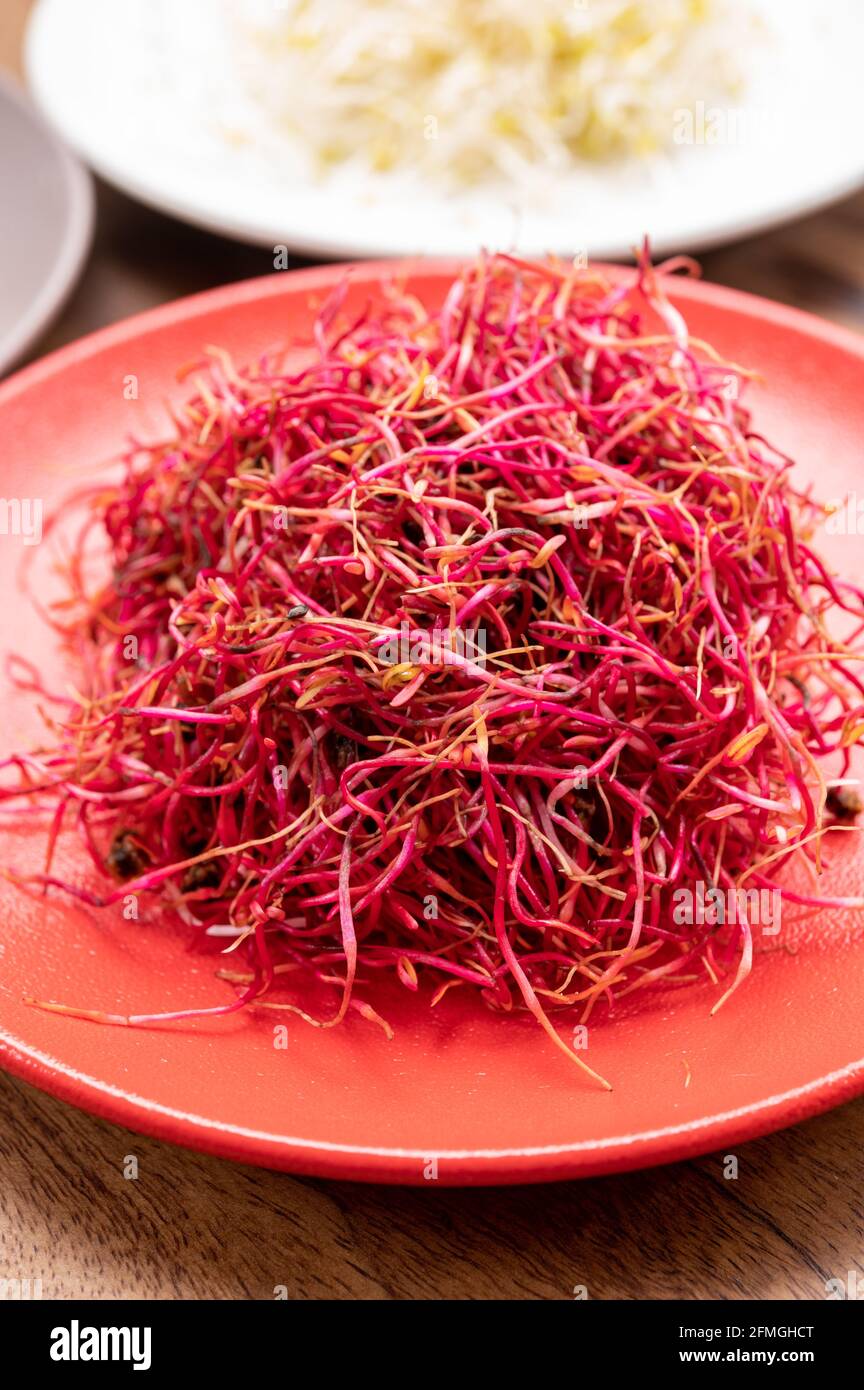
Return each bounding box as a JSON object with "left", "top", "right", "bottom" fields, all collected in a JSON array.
[{"left": 4, "top": 249, "right": 864, "bottom": 1088}]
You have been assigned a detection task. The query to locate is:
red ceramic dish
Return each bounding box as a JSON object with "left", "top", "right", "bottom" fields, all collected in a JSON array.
[{"left": 1, "top": 263, "right": 863, "bottom": 1186}]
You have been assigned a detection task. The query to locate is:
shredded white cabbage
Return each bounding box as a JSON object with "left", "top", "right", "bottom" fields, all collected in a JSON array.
[{"left": 225, "top": 0, "right": 755, "bottom": 186}]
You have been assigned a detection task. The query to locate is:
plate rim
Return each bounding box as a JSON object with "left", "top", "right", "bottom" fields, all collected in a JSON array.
[
  {"left": 4, "top": 255, "right": 864, "bottom": 404},
  {"left": 2, "top": 1025, "right": 862, "bottom": 1184},
  {"left": 1, "top": 261, "right": 864, "bottom": 1184}
]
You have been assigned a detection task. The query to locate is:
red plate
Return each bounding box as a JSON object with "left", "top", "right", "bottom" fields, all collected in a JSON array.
[{"left": 1, "top": 263, "right": 863, "bottom": 1185}]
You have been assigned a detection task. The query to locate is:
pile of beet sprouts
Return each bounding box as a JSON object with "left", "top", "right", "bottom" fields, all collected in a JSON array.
[{"left": 5, "top": 251, "right": 864, "bottom": 1085}]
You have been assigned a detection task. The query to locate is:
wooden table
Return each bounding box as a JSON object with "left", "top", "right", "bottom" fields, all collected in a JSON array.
[{"left": 2, "top": 0, "right": 863, "bottom": 1301}]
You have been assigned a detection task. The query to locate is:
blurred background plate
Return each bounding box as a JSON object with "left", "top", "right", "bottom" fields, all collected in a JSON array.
[
  {"left": 0, "top": 70, "right": 93, "bottom": 375},
  {"left": 23, "top": 0, "right": 864, "bottom": 260}
]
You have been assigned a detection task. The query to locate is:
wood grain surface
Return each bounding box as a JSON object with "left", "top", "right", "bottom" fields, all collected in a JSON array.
[{"left": 1, "top": 0, "right": 863, "bottom": 1301}]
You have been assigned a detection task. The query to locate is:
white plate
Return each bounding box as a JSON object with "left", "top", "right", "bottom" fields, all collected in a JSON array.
[
  {"left": 0, "top": 72, "right": 93, "bottom": 376},
  {"left": 24, "top": 0, "right": 864, "bottom": 261}
]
